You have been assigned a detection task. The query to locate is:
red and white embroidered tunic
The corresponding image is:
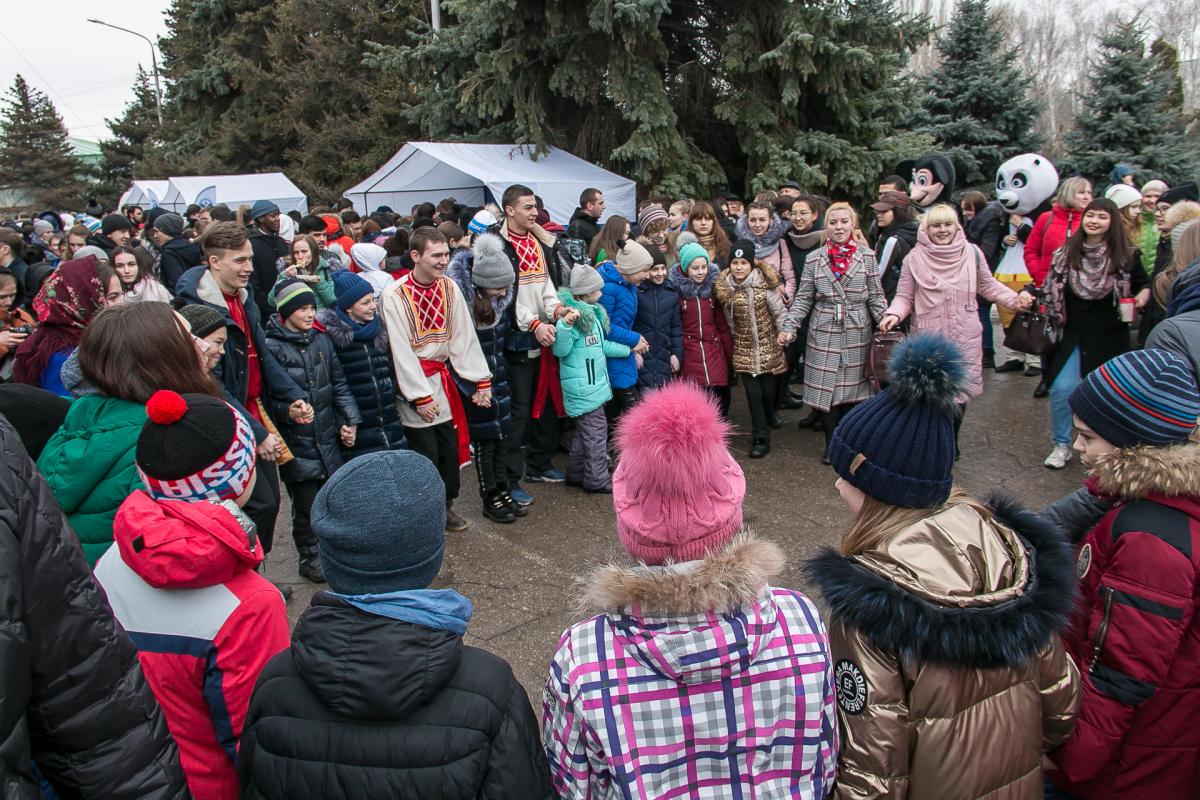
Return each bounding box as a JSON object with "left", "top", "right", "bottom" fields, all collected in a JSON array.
[
  {"left": 380, "top": 273, "right": 491, "bottom": 428},
  {"left": 503, "top": 224, "right": 561, "bottom": 349}
]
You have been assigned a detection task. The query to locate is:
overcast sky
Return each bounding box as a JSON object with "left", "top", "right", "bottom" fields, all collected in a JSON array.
[{"left": 2, "top": 1, "right": 171, "bottom": 140}]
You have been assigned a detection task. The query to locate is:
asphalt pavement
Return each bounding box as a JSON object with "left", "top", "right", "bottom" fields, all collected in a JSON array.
[{"left": 266, "top": 358, "right": 1083, "bottom": 696}]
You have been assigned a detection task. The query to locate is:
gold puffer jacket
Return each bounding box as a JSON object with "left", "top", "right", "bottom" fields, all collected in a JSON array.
[
  {"left": 806, "top": 494, "right": 1080, "bottom": 799},
  {"left": 714, "top": 263, "right": 787, "bottom": 376}
]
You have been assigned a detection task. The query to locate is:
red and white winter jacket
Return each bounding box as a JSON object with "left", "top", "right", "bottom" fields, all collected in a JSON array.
[{"left": 94, "top": 491, "right": 290, "bottom": 800}]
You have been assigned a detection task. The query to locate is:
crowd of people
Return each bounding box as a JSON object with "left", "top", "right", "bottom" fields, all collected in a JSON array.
[{"left": 2, "top": 164, "right": 1200, "bottom": 799}]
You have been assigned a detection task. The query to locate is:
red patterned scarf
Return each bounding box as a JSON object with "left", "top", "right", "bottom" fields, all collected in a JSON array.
[{"left": 826, "top": 240, "right": 857, "bottom": 281}]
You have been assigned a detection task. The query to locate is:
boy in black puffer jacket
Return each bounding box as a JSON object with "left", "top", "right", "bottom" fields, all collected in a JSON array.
[
  {"left": 264, "top": 279, "right": 361, "bottom": 583},
  {"left": 238, "top": 450, "right": 552, "bottom": 800},
  {"left": 634, "top": 254, "right": 683, "bottom": 389}
]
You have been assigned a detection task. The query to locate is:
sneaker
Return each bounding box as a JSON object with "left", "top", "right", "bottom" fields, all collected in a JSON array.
[
  {"left": 445, "top": 506, "right": 470, "bottom": 531},
  {"left": 298, "top": 557, "right": 326, "bottom": 584},
  {"left": 995, "top": 359, "right": 1025, "bottom": 374},
  {"left": 508, "top": 486, "right": 534, "bottom": 507},
  {"left": 585, "top": 483, "right": 613, "bottom": 494},
  {"left": 498, "top": 488, "right": 529, "bottom": 517},
  {"left": 525, "top": 467, "right": 566, "bottom": 483},
  {"left": 749, "top": 438, "right": 770, "bottom": 459},
  {"left": 1024, "top": 365, "right": 1043, "bottom": 377},
  {"left": 482, "top": 492, "right": 516, "bottom": 524},
  {"left": 1043, "top": 444, "right": 1072, "bottom": 469}
]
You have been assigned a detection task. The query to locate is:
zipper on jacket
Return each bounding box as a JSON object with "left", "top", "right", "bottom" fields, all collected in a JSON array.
[
  {"left": 696, "top": 299, "right": 712, "bottom": 385},
  {"left": 1090, "top": 586, "right": 1115, "bottom": 673}
]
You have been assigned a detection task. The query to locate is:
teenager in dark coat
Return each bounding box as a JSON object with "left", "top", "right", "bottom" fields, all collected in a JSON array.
[
  {"left": 315, "top": 271, "right": 408, "bottom": 459},
  {"left": 634, "top": 258, "right": 683, "bottom": 389},
  {"left": 238, "top": 451, "right": 552, "bottom": 800}
]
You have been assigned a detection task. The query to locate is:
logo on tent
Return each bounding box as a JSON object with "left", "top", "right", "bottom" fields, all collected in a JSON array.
[
  {"left": 195, "top": 186, "right": 218, "bottom": 208},
  {"left": 145, "top": 189, "right": 160, "bottom": 209}
]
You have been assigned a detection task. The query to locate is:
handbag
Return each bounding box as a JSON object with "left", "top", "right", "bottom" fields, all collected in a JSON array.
[
  {"left": 1002, "top": 308, "right": 1061, "bottom": 356},
  {"left": 866, "top": 330, "right": 905, "bottom": 392}
]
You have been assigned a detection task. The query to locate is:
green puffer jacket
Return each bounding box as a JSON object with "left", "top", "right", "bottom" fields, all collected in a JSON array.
[
  {"left": 552, "top": 290, "right": 632, "bottom": 418},
  {"left": 37, "top": 395, "right": 145, "bottom": 566},
  {"left": 268, "top": 256, "right": 337, "bottom": 309},
  {"left": 1140, "top": 211, "right": 1160, "bottom": 276}
]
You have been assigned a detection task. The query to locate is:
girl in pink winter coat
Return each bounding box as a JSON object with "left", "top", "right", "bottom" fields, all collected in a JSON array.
[{"left": 879, "top": 204, "right": 1034, "bottom": 451}]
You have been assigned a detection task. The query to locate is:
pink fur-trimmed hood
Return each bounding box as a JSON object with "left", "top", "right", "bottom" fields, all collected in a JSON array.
[{"left": 612, "top": 381, "right": 746, "bottom": 564}]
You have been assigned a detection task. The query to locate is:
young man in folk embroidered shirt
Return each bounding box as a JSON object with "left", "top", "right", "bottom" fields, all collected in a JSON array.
[
  {"left": 498, "top": 184, "right": 572, "bottom": 502},
  {"left": 380, "top": 227, "right": 493, "bottom": 532}
]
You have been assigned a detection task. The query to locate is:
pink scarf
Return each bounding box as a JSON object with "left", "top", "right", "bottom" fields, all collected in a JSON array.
[{"left": 905, "top": 227, "right": 978, "bottom": 316}]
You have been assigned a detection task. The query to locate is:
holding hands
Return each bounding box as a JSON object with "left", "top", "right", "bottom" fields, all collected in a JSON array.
[
  {"left": 878, "top": 314, "right": 901, "bottom": 333},
  {"left": 339, "top": 425, "right": 357, "bottom": 447},
  {"left": 777, "top": 330, "right": 796, "bottom": 346}
]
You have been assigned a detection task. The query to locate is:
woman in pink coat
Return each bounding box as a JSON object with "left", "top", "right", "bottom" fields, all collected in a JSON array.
[{"left": 880, "top": 204, "right": 1034, "bottom": 451}]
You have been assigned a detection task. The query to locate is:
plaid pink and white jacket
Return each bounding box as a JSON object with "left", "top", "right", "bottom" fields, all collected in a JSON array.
[{"left": 542, "top": 535, "right": 838, "bottom": 799}]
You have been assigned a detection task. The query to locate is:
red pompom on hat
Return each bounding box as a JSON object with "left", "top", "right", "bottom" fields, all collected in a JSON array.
[{"left": 146, "top": 390, "right": 189, "bottom": 425}]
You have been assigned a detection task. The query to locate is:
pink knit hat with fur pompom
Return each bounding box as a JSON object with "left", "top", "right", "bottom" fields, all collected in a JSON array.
[{"left": 612, "top": 382, "right": 746, "bottom": 564}]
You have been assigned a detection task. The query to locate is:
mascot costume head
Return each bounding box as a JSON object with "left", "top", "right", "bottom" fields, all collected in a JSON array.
[
  {"left": 993, "top": 153, "right": 1059, "bottom": 279},
  {"left": 897, "top": 154, "right": 956, "bottom": 210}
]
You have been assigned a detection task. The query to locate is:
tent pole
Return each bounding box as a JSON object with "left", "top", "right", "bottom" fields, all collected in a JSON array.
[{"left": 431, "top": 1, "right": 441, "bottom": 30}]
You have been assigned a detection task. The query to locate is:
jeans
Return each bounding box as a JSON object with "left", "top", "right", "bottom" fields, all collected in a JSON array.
[
  {"left": 285, "top": 479, "right": 323, "bottom": 560},
  {"left": 506, "top": 355, "right": 562, "bottom": 482},
  {"left": 243, "top": 460, "right": 280, "bottom": 554},
  {"left": 978, "top": 300, "right": 994, "bottom": 353},
  {"left": 566, "top": 407, "right": 611, "bottom": 491},
  {"left": 1049, "top": 347, "right": 1082, "bottom": 445},
  {"left": 405, "top": 421, "right": 460, "bottom": 502},
  {"left": 740, "top": 373, "right": 779, "bottom": 440}
]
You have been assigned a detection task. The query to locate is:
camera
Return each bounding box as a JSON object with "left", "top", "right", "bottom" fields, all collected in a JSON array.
[{"left": 8, "top": 326, "right": 31, "bottom": 335}]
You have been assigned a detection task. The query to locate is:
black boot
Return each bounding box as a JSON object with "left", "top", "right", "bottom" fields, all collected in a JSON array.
[
  {"left": 995, "top": 359, "right": 1024, "bottom": 373},
  {"left": 749, "top": 437, "right": 770, "bottom": 458},
  {"left": 497, "top": 486, "right": 528, "bottom": 517},
  {"left": 298, "top": 557, "right": 325, "bottom": 583},
  {"left": 1033, "top": 379, "right": 1049, "bottom": 399},
  {"left": 482, "top": 490, "right": 516, "bottom": 524},
  {"left": 797, "top": 409, "right": 821, "bottom": 429}
]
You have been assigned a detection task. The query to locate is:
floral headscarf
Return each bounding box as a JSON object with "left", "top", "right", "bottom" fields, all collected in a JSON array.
[{"left": 13, "top": 255, "right": 106, "bottom": 386}]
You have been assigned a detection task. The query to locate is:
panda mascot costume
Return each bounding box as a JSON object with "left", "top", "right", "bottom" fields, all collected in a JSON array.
[{"left": 992, "top": 153, "right": 1059, "bottom": 372}]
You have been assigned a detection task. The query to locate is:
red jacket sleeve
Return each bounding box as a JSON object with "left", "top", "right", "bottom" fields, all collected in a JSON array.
[
  {"left": 206, "top": 585, "right": 290, "bottom": 763},
  {"left": 1025, "top": 212, "right": 1051, "bottom": 286},
  {"left": 1052, "top": 513, "right": 1196, "bottom": 782},
  {"left": 715, "top": 303, "right": 734, "bottom": 361}
]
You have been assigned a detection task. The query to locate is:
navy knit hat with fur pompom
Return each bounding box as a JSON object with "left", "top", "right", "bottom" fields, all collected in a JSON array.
[{"left": 828, "top": 334, "right": 965, "bottom": 508}]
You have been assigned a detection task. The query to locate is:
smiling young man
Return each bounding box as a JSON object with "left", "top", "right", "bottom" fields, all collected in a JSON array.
[
  {"left": 1045, "top": 348, "right": 1200, "bottom": 799},
  {"left": 380, "top": 226, "right": 492, "bottom": 532},
  {"left": 174, "top": 222, "right": 307, "bottom": 563}
]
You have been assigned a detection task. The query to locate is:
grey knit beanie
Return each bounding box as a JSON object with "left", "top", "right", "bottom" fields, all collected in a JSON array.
[
  {"left": 313, "top": 450, "right": 447, "bottom": 594},
  {"left": 470, "top": 233, "right": 515, "bottom": 289},
  {"left": 570, "top": 264, "right": 604, "bottom": 296}
]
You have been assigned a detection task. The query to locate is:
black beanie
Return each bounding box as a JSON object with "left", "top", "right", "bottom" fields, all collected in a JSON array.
[
  {"left": 101, "top": 213, "right": 133, "bottom": 236},
  {"left": 137, "top": 390, "right": 256, "bottom": 502},
  {"left": 178, "top": 303, "right": 226, "bottom": 339},
  {"left": 0, "top": 384, "right": 71, "bottom": 460},
  {"left": 1160, "top": 181, "right": 1199, "bottom": 206}
]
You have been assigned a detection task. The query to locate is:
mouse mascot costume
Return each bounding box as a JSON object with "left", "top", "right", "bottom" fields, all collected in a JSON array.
[
  {"left": 897, "top": 154, "right": 957, "bottom": 212},
  {"left": 992, "top": 153, "right": 1059, "bottom": 370}
]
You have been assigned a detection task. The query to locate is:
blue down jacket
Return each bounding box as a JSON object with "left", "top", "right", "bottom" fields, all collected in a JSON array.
[
  {"left": 597, "top": 260, "right": 641, "bottom": 390},
  {"left": 634, "top": 279, "right": 683, "bottom": 389}
]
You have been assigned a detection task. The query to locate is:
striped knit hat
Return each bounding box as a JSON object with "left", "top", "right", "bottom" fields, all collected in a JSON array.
[
  {"left": 275, "top": 278, "right": 316, "bottom": 320},
  {"left": 1070, "top": 349, "right": 1200, "bottom": 449}
]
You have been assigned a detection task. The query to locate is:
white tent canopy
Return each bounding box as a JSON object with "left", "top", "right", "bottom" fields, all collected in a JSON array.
[
  {"left": 343, "top": 142, "right": 636, "bottom": 225},
  {"left": 162, "top": 173, "right": 308, "bottom": 215},
  {"left": 118, "top": 180, "right": 170, "bottom": 210}
]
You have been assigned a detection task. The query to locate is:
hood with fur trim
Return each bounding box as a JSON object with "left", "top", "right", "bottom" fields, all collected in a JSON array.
[
  {"left": 315, "top": 307, "right": 389, "bottom": 350},
  {"left": 446, "top": 247, "right": 515, "bottom": 327},
  {"left": 576, "top": 533, "right": 786, "bottom": 683},
  {"left": 1087, "top": 441, "right": 1200, "bottom": 502},
  {"left": 805, "top": 493, "right": 1076, "bottom": 670},
  {"left": 668, "top": 262, "right": 720, "bottom": 299}
]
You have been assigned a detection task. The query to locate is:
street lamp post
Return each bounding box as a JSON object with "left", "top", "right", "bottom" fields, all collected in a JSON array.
[{"left": 86, "top": 18, "right": 164, "bottom": 128}]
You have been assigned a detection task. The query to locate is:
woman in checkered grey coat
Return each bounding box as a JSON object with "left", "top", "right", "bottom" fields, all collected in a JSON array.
[
  {"left": 781, "top": 203, "right": 887, "bottom": 462},
  {"left": 542, "top": 381, "right": 838, "bottom": 799}
]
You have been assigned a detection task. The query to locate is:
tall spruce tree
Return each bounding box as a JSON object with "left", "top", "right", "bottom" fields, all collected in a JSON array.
[
  {"left": 0, "top": 74, "right": 87, "bottom": 210},
  {"left": 142, "top": 0, "right": 284, "bottom": 178},
  {"left": 911, "top": 0, "right": 1042, "bottom": 188},
  {"left": 96, "top": 67, "right": 162, "bottom": 208},
  {"left": 266, "top": 0, "right": 423, "bottom": 203},
  {"left": 1066, "top": 21, "right": 1193, "bottom": 184},
  {"left": 366, "top": 0, "right": 930, "bottom": 201}
]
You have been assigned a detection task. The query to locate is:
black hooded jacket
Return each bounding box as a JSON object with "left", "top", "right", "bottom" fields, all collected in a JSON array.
[
  {"left": 238, "top": 593, "right": 553, "bottom": 799},
  {"left": 566, "top": 208, "right": 601, "bottom": 248},
  {"left": 0, "top": 416, "right": 188, "bottom": 799},
  {"left": 248, "top": 226, "right": 287, "bottom": 320},
  {"left": 158, "top": 236, "right": 204, "bottom": 294}
]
